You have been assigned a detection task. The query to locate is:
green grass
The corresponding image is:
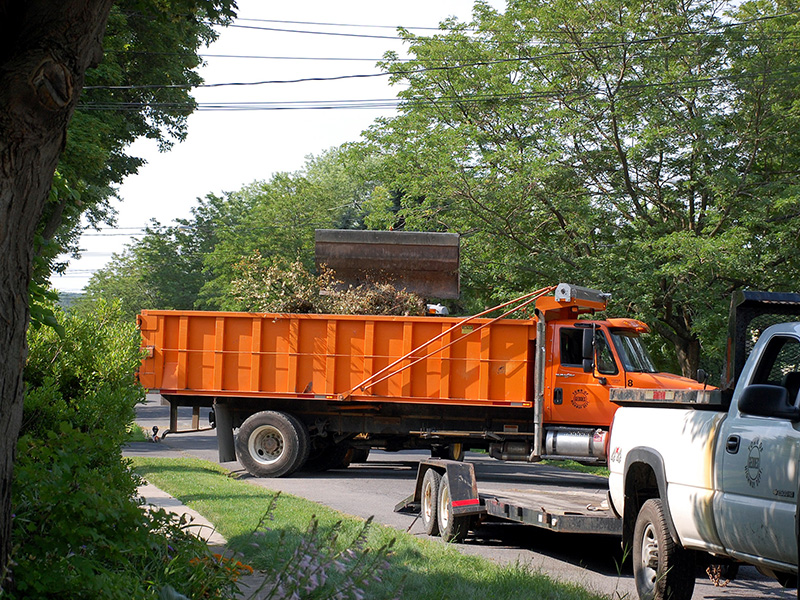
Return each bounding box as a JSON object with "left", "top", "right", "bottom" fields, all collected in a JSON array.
[
  {"left": 126, "top": 423, "right": 149, "bottom": 442},
  {"left": 540, "top": 459, "right": 610, "bottom": 477},
  {"left": 131, "top": 457, "right": 609, "bottom": 600}
]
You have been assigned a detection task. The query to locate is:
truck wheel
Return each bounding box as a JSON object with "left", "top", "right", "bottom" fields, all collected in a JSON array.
[
  {"left": 350, "top": 448, "right": 370, "bottom": 463},
  {"left": 431, "top": 443, "right": 465, "bottom": 461},
  {"left": 235, "top": 411, "right": 309, "bottom": 478},
  {"left": 303, "top": 439, "right": 352, "bottom": 472},
  {"left": 447, "top": 443, "right": 465, "bottom": 462},
  {"left": 633, "top": 498, "right": 695, "bottom": 600},
  {"left": 421, "top": 468, "right": 442, "bottom": 536},
  {"left": 437, "top": 476, "right": 471, "bottom": 543}
]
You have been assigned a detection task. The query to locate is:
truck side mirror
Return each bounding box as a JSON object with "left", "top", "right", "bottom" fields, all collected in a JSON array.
[
  {"left": 738, "top": 384, "right": 800, "bottom": 421},
  {"left": 582, "top": 329, "right": 594, "bottom": 373}
]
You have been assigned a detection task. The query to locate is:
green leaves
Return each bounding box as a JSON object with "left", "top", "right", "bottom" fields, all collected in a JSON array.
[{"left": 361, "top": 0, "right": 800, "bottom": 375}]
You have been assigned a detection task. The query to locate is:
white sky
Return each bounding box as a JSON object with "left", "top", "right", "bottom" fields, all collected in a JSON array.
[{"left": 52, "top": 0, "right": 504, "bottom": 293}]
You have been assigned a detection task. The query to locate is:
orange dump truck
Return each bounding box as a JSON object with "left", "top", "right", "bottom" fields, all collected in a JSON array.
[{"left": 137, "top": 283, "right": 706, "bottom": 477}]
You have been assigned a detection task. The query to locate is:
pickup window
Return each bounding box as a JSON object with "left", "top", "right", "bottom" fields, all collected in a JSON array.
[{"left": 752, "top": 334, "right": 800, "bottom": 403}]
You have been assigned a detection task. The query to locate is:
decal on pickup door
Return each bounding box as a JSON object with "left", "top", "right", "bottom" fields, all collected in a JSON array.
[{"left": 745, "top": 437, "right": 763, "bottom": 488}]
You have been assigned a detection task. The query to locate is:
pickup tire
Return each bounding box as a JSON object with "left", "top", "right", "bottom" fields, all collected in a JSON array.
[
  {"left": 633, "top": 498, "right": 695, "bottom": 600},
  {"left": 421, "top": 468, "right": 442, "bottom": 536},
  {"left": 235, "top": 411, "right": 310, "bottom": 477},
  {"left": 437, "top": 476, "right": 471, "bottom": 543}
]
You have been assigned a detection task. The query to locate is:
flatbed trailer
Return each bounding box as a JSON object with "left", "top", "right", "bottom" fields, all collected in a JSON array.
[{"left": 395, "top": 458, "right": 621, "bottom": 542}]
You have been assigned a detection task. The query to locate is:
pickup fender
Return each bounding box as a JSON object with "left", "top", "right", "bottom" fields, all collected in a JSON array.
[{"left": 622, "top": 447, "right": 679, "bottom": 551}]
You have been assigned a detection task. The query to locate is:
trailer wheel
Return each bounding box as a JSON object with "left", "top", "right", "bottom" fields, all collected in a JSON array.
[
  {"left": 421, "top": 469, "right": 442, "bottom": 536},
  {"left": 633, "top": 498, "right": 695, "bottom": 600},
  {"left": 437, "top": 476, "right": 471, "bottom": 543},
  {"left": 235, "top": 411, "right": 309, "bottom": 478}
]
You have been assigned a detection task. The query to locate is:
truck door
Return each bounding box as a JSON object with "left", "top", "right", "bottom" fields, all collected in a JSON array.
[
  {"left": 548, "top": 325, "right": 624, "bottom": 427},
  {"left": 715, "top": 333, "right": 800, "bottom": 567}
]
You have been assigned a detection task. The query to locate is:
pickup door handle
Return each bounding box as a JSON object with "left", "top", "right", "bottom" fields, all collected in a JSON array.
[{"left": 726, "top": 435, "right": 741, "bottom": 454}]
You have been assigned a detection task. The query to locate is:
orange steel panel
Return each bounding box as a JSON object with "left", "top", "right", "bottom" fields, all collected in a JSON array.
[{"left": 138, "top": 310, "right": 535, "bottom": 405}]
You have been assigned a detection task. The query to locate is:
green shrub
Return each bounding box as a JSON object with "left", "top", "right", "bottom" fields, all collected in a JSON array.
[
  {"left": 10, "top": 425, "right": 240, "bottom": 599},
  {"left": 6, "top": 300, "right": 242, "bottom": 599},
  {"left": 23, "top": 299, "right": 144, "bottom": 441}
]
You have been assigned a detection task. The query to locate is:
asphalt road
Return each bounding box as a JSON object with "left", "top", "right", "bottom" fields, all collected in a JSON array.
[{"left": 129, "top": 395, "right": 795, "bottom": 600}]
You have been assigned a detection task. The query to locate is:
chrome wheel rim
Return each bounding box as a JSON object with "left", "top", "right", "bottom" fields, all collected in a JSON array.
[{"left": 249, "top": 425, "right": 284, "bottom": 465}]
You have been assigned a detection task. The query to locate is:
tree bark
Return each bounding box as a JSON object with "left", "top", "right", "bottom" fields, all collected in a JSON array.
[
  {"left": 0, "top": 0, "right": 113, "bottom": 584},
  {"left": 653, "top": 321, "right": 701, "bottom": 379}
]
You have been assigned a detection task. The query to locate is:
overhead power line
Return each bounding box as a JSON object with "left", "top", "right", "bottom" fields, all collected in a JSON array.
[
  {"left": 78, "top": 64, "right": 800, "bottom": 112},
  {"left": 86, "top": 10, "right": 800, "bottom": 92},
  {"left": 234, "top": 17, "right": 455, "bottom": 31},
  {"left": 227, "top": 23, "right": 403, "bottom": 40}
]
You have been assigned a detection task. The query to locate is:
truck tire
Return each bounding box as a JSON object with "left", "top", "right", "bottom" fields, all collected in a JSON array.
[
  {"left": 431, "top": 443, "right": 465, "bottom": 462},
  {"left": 633, "top": 498, "right": 695, "bottom": 600},
  {"left": 350, "top": 448, "right": 370, "bottom": 463},
  {"left": 437, "top": 476, "right": 471, "bottom": 543},
  {"left": 235, "top": 411, "right": 310, "bottom": 478},
  {"left": 421, "top": 468, "right": 442, "bottom": 536},
  {"left": 303, "top": 439, "right": 352, "bottom": 472}
]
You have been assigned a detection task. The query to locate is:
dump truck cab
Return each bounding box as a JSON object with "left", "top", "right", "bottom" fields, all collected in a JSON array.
[{"left": 543, "top": 317, "right": 706, "bottom": 428}]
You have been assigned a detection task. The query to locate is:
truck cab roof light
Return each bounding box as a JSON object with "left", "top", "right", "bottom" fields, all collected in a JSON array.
[{"left": 605, "top": 318, "right": 650, "bottom": 334}]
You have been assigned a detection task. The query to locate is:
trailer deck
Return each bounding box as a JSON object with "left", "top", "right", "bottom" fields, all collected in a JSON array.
[{"left": 396, "top": 457, "right": 621, "bottom": 538}]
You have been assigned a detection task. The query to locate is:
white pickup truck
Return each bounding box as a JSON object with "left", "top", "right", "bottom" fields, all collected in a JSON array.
[{"left": 608, "top": 294, "right": 800, "bottom": 600}]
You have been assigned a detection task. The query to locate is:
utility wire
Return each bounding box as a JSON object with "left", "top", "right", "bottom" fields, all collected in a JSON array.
[
  {"left": 226, "top": 23, "right": 403, "bottom": 40},
  {"left": 78, "top": 65, "right": 800, "bottom": 112},
  {"left": 85, "top": 11, "right": 800, "bottom": 92},
  {"left": 234, "top": 17, "right": 458, "bottom": 31}
]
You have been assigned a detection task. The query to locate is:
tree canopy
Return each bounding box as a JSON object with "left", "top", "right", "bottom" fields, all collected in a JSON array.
[
  {"left": 359, "top": 0, "right": 800, "bottom": 375},
  {"left": 83, "top": 146, "right": 377, "bottom": 316},
  {"left": 83, "top": 0, "right": 800, "bottom": 380}
]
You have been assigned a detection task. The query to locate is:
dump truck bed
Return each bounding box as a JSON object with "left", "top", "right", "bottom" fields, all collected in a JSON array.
[{"left": 137, "top": 310, "right": 536, "bottom": 408}]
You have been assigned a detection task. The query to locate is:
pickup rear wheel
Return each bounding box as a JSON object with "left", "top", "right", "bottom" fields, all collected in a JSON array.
[
  {"left": 235, "top": 411, "right": 309, "bottom": 478},
  {"left": 633, "top": 498, "right": 695, "bottom": 600},
  {"left": 437, "top": 476, "right": 471, "bottom": 543},
  {"left": 421, "top": 469, "right": 442, "bottom": 536}
]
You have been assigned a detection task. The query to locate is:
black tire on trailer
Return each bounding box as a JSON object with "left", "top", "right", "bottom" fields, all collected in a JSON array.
[
  {"left": 235, "top": 410, "right": 309, "bottom": 478},
  {"left": 437, "top": 475, "right": 471, "bottom": 543},
  {"left": 633, "top": 498, "right": 696, "bottom": 600},
  {"left": 420, "top": 468, "right": 442, "bottom": 536}
]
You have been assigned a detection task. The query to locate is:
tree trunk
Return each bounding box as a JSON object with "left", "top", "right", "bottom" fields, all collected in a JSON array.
[
  {"left": 654, "top": 320, "right": 701, "bottom": 379},
  {"left": 0, "top": 0, "right": 113, "bottom": 584}
]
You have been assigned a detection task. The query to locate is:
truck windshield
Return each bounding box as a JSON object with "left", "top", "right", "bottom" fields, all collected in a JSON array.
[{"left": 610, "top": 331, "right": 657, "bottom": 373}]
